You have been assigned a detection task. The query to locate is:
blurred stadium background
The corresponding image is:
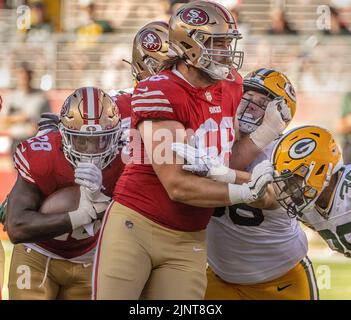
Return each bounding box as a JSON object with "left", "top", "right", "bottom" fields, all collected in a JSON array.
[{"left": 0, "top": 0, "right": 350, "bottom": 299}]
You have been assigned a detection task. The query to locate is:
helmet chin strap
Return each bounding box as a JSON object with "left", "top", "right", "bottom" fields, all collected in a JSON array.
[
  {"left": 300, "top": 162, "right": 334, "bottom": 214},
  {"left": 206, "top": 62, "right": 229, "bottom": 80}
]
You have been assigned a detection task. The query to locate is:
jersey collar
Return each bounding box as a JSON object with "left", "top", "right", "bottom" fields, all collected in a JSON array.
[{"left": 171, "top": 66, "right": 195, "bottom": 88}]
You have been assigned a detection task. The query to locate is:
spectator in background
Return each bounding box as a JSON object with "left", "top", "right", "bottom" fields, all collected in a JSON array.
[
  {"left": 25, "top": 1, "right": 53, "bottom": 42},
  {"left": 76, "top": 2, "right": 113, "bottom": 38},
  {"left": 0, "top": 63, "right": 51, "bottom": 153},
  {"left": 323, "top": 6, "right": 351, "bottom": 35},
  {"left": 337, "top": 91, "right": 351, "bottom": 164},
  {"left": 166, "top": 0, "right": 189, "bottom": 15},
  {"left": 267, "top": 9, "right": 298, "bottom": 35}
]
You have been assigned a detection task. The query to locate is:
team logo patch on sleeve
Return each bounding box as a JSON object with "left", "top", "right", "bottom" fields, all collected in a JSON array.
[
  {"left": 180, "top": 8, "right": 209, "bottom": 26},
  {"left": 140, "top": 31, "right": 162, "bottom": 52},
  {"left": 288, "top": 138, "right": 316, "bottom": 159}
]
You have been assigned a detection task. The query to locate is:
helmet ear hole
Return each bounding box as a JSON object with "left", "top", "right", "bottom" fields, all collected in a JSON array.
[
  {"left": 315, "top": 165, "right": 325, "bottom": 176},
  {"left": 137, "top": 62, "right": 144, "bottom": 71},
  {"left": 181, "top": 41, "right": 192, "bottom": 50}
]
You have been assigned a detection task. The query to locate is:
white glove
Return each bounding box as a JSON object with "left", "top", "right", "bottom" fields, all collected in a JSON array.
[
  {"left": 119, "top": 128, "right": 130, "bottom": 147},
  {"left": 228, "top": 160, "right": 273, "bottom": 204},
  {"left": 171, "top": 142, "right": 236, "bottom": 183},
  {"left": 68, "top": 186, "right": 97, "bottom": 230},
  {"left": 89, "top": 192, "right": 111, "bottom": 215},
  {"left": 249, "top": 97, "right": 291, "bottom": 150},
  {"left": 74, "top": 162, "right": 103, "bottom": 196}
]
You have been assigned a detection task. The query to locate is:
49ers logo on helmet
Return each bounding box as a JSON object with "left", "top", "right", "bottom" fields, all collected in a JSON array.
[
  {"left": 180, "top": 8, "right": 209, "bottom": 26},
  {"left": 140, "top": 31, "right": 162, "bottom": 52}
]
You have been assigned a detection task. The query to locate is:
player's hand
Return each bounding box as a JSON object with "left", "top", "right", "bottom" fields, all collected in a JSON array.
[
  {"left": 171, "top": 142, "right": 236, "bottom": 183},
  {"left": 172, "top": 142, "right": 210, "bottom": 176},
  {"left": 119, "top": 128, "right": 130, "bottom": 147},
  {"left": 249, "top": 97, "right": 291, "bottom": 150},
  {"left": 90, "top": 192, "right": 111, "bottom": 220},
  {"left": 243, "top": 160, "right": 274, "bottom": 202},
  {"left": 36, "top": 112, "right": 60, "bottom": 136},
  {"left": 228, "top": 160, "right": 273, "bottom": 204},
  {"left": 74, "top": 162, "right": 103, "bottom": 196},
  {"left": 68, "top": 186, "right": 97, "bottom": 229}
]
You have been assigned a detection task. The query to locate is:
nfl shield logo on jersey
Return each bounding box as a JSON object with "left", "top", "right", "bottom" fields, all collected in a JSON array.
[{"left": 205, "top": 91, "right": 212, "bottom": 102}]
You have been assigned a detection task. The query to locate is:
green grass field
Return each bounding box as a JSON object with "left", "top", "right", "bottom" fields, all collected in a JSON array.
[
  {"left": 310, "top": 258, "right": 351, "bottom": 299},
  {"left": 305, "top": 225, "right": 351, "bottom": 300}
]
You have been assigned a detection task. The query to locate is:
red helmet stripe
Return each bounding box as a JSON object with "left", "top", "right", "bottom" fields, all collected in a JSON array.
[
  {"left": 82, "top": 87, "right": 88, "bottom": 125},
  {"left": 214, "top": 3, "right": 233, "bottom": 24},
  {"left": 93, "top": 88, "right": 99, "bottom": 124}
]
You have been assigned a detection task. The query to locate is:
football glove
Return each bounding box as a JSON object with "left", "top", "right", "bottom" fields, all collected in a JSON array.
[
  {"left": 74, "top": 162, "right": 103, "bottom": 196},
  {"left": 249, "top": 97, "right": 291, "bottom": 150},
  {"left": 36, "top": 112, "right": 60, "bottom": 136},
  {"left": 228, "top": 160, "right": 273, "bottom": 204},
  {"left": 68, "top": 186, "right": 98, "bottom": 230},
  {"left": 171, "top": 142, "right": 236, "bottom": 183}
]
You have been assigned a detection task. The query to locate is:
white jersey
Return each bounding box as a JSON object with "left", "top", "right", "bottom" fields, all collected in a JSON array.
[
  {"left": 300, "top": 164, "right": 351, "bottom": 258},
  {"left": 207, "top": 142, "right": 308, "bottom": 285}
]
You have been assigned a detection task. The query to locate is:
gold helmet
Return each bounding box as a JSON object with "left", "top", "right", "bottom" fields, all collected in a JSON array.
[
  {"left": 59, "top": 87, "right": 122, "bottom": 169},
  {"left": 237, "top": 68, "right": 297, "bottom": 133},
  {"left": 271, "top": 125, "right": 343, "bottom": 217},
  {"left": 131, "top": 21, "right": 169, "bottom": 82},
  {"left": 168, "top": 0, "right": 243, "bottom": 81}
]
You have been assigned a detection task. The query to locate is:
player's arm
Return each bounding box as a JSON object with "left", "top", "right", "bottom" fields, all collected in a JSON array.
[
  {"left": 6, "top": 176, "right": 73, "bottom": 243},
  {"left": 248, "top": 184, "right": 280, "bottom": 210},
  {"left": 138, "top": 120, "right": 270, "bottom": 208},
  {"left": 6, "top": 176, "right": 96, "bottom": 244},
  {"left": 170, "top": 141, "right": 251, "bottom": 184},
  {"left": 231, "top": 97, "right": 292, "bottom": 170},
  {"left": 171, "top": 142, "right": 279, "bottom": 209}
]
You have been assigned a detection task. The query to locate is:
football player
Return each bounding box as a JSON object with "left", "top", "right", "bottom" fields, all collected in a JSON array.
[
  {"left": 173, "top": 69, "right": 319, "bottom": 300},
  {"left": 93, "top": 1, "right": 290, "bottom": 300},
  {"left": 0, "top": 21, "right": 170, "bottom": 300},
  {"left": 110, "top": 20, "right": 170, "bottom": 151},
  {"left": 5, "top": 87, "right": 126, "bottom": 300},
  {"left": 36, "top": 21, "right": 170, "bottom": 149},
  {"left": 272, "top": 126, "right": 347, "bottom": 258}
]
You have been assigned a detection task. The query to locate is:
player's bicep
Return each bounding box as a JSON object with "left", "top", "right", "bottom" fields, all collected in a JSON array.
[
  {"left": 138, "top": 119, "right": 189, "bottom": 193},
  {"left": 7, "top": 175, "right": 43, "bottom": 226}
]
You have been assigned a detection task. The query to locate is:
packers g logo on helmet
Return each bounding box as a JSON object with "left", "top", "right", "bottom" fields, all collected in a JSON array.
[
  {"left": 243, "top": 68, "right": 297, "bottom": 118},
  {"left": 288, "top": 138, "right": 316, "bottom": 160},
  {"left": 271, "top": 125, "right": 343, "bottom": 216},
  {"left": 284, "top": 82, "right": 296, "bottom": 103}
]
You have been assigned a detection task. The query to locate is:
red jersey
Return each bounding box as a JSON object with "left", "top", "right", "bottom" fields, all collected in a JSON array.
[
  {"left": 114, "top": 69, "right": 243, "bottom": 231},
  {"left": 111, "top": 90, "right": 132, "bottom": 129},
  {"left": 13, "top": 108, "right": 129, "bottom": 260}
]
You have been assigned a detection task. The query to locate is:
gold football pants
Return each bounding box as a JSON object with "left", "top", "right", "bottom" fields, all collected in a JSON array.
[
  {"left": 93, "top": 201, "right": 207, "bottom": 300},
  {"left": 8, "top": 244, "right": 92, "bottom": 300},
  {"left": 205, "top": 257, "right": 319, "bottom": 300}
]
